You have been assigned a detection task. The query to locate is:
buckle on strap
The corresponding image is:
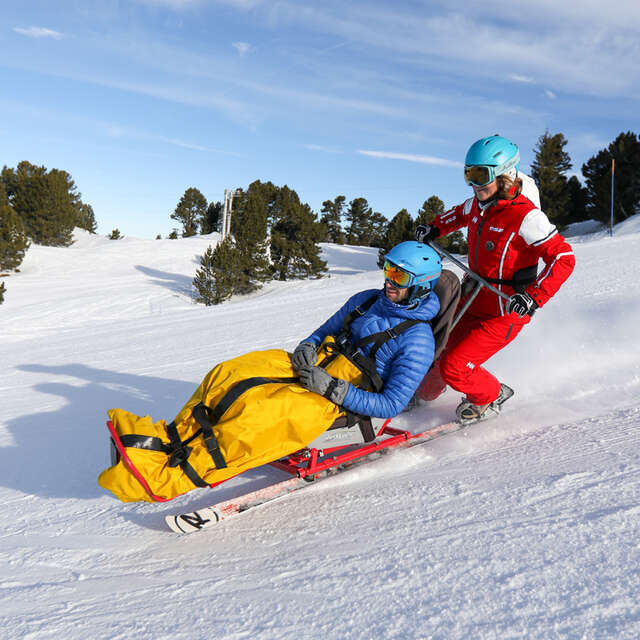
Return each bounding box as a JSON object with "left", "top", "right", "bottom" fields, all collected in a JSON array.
[
  {"left": 167, "top": 443, "right": 194, "bottom": 468},
  {"left": 384, "top": 327, "right": 398, "bottom": 340}
]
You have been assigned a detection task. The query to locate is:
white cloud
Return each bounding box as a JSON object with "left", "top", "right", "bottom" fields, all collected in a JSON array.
[
  {"left": 358, "top": 150, "right": 462, "bottom": 167},
  {"left": 220, "top": 1, "right": 640, "bottom": 99},
  {"left": 102, "top": 121, "right": 243, "bottom": 155},
  {"left": 13, "top": 26, "right": 63, "bottom": 40},
  {"left": 232, "top": 41, "right": 252, "bottom": 56},
  {"left": 510, "top": 74, "right": 535, "bottom": 84},
  {"left": 137, "top": 0, "right": 261, "bottom": 8},
  {"left": 305, "top": 144, "right": 342, "bottom": 153},
  {"left": 545, "top": 89, "right": 557, "bottom": 99}
]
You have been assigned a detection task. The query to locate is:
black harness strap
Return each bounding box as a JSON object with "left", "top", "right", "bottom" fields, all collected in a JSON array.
[
  {"left": 120, "top": 434, "right": 172, "bottom": 454},
  {"left": 165, "top": 420, "right": 209, "bottom": 488},
  {"left": 339, "top": 295, "right": 378, "bottom": 337},
  {"left": 354, "top": 318, "right": 427, "bottom": 359},
  {"left": 331, "top": 293, "right": 430, "bottom": 393},
  {"left": 118, "top": 427, "right": 209, "bottom": 489},
  {"left": 190, "top": 376, "right": 301, "bottom": 470},
  {"left": 482, "top": 265, "right": 538, "bottom": 293},
  {"left": 192, "top": 403, "right": 228, "bottom": 470}
]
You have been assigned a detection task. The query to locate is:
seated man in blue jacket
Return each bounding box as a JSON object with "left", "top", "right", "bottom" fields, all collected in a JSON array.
[{"left": 292, "top": 241, "right": 442, "bottom": 418}]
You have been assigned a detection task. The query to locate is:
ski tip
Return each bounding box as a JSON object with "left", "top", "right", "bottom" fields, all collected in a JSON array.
[{"left": 165, "top": 508, "right": 220, "bottom": 534}]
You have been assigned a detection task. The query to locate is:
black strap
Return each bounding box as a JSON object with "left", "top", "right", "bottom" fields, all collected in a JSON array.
[
  {"left": 192, "top": 403, "right": 228, "bottom": 470},
  {"left": 326, "top": 412, "right": 376, "bottom": 443},
  {"left": 119, "top": 426, "right": 209, "bottom": 489},
  {"left": 165, "top": 420, "right": 209, "bottom": 488},
  {"left": 192, "top": 377, "right": 300, "bottom": 469},
  {"left": 334, "top": 294, "right": 379, "bottom": 350},
  {"left": 349, "top": 350, "right": 385, "bottom": 393},
  {"left": 329, "top": 292, "right": 430, "bottom": 394},
  {"left": 340, "top": 294, "right": 378, "bottom": 334},
  {"left": 120, "top": 434, "right": 172, "bottom": 454},
  {"left": 354, "top": 318, "right": 427, "bottom": 359},
  {"left": 482, "top": 265, "right": 538, "bottom": 292},
  {"left": 323, "top": 378, "right": 340, "bottom": 400}
]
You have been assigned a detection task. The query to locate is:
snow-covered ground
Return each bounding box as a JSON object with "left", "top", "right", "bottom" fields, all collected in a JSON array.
[{"left": 1, "top": 220, "right": 639, "bottom": 639}]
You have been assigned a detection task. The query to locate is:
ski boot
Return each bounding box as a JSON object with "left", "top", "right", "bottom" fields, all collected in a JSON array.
[{"left": 455, "top": 383, "right": 514, "bottom": 425}]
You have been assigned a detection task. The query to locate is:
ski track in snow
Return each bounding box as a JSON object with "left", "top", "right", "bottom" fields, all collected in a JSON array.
[{"left": 1, "top": 222, "right": 640, "bottom": 639}]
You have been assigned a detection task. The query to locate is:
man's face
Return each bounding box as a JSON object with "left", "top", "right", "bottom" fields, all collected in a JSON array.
[{"left": 384, "top": 281, "right": 410, "bottom": 303}]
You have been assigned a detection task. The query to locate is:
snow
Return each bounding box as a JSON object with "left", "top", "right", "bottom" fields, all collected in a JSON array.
[{"left": 1, "top": 221, "right": 640, "bottom": 639}]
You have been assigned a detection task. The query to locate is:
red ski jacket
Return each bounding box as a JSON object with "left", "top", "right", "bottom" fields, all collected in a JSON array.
[{"left": 433, "top": 192, "right": 575, "bottom": 319}]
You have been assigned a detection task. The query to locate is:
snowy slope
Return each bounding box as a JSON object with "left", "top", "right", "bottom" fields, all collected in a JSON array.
[{"left": 1, "top": 222, "right": 639, "bottom": 640}]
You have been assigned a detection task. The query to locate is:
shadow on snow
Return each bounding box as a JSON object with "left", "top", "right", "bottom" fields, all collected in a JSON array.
[{"left": 1, "top": 363, "right": 289, "bottom": 512}]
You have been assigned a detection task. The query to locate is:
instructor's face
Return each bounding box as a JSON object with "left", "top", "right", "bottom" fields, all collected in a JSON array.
[{"left": 472, "top": 179, "right": 498, "bottom": 202}]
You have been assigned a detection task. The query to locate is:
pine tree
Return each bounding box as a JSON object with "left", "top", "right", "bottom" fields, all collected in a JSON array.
[
  {"left": 75, "top": 203, "right": 97, "bottom": 233},
  {"left": 345, "top": 197, "right": 375, "bottom": 245},
  {"left": 565, "top": 176, "right": 589, "bottom": 224},
  {"left": 171, "top": 187, "right": 207, "bottom": 237},
  {"left": 320, "top": 196, "right": 345, "bottom": 243},
  {"left": 415, "top": 196, "right": 445, "bottom": 226},
  {"left": 369, "top": 211, "right": 389, "bottom": 248},
  {"left": 416, "top": 196, "right": 467, "bottom": 254},
  {"left": 108, "top": 228, "right": 122, "bottom": 240},
  {"left": 2, "top": 162, "right": 77, "bottom": 246},
  {"left": 377, "top": 208, "right": 414, "bottom": 266},
  {"left": 0, "top": 281, "right": 5, "bottom": 305},
  {"left": 192, "top": 239, "right": 241, "bottom": 305},
  {"left": 168, "top": 229, "right": 179, "bottom": 239},
  {"left": 582, "top": 131, "right": 640, "bottom": 225},
  {"left": 0, "top": 200, "right": 30, "bottom": 271},
  {"left": 202, "top": 201, "right": 223, "bottom": 234},
  {"left": 231, "top": 183, "right": 271, "bottom": 293},
  {"left": 530, "top": 131, "right": 572, "bottom": 227},
  {"left": 270, "top": 187, "right": 327, "bottom": 280}
]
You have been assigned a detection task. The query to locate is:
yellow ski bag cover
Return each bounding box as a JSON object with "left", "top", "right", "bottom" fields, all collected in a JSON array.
[{"left": 98, "top": 338, "right": 366, "bottom": 502}]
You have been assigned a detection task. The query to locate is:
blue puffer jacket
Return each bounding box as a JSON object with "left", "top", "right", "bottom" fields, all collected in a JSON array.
[{"left": 304, "top": 288, "right": 440, "bottom": 418}]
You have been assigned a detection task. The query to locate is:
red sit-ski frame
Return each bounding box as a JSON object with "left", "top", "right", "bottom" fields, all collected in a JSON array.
[{"left": 268, "top": 419, "right": 413, "bottom": 479}]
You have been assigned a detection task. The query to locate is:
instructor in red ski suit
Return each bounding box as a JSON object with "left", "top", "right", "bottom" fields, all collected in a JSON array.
[{"left": 416, "top": 135, "right": 575, "bottom": 424}]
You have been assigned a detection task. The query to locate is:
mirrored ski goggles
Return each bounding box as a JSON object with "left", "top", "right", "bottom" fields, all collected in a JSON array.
[
  {"left": 464, "top": 164, "right": 496, "bottom": 187},
  {"left": 383, "top": 260, "right": 414, "bottom": 288}
]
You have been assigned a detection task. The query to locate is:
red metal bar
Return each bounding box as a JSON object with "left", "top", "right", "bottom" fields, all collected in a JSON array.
[{"left": 268, "top": 422, "right": 413, "bottom": 478}]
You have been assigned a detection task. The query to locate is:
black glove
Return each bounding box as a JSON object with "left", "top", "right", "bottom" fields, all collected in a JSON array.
[
  {"left": 298, "top": 365, "right": 348, "bottom": 405},
  {"left": 507, "top": 292, "right": 538, "bottom": 317},
  {"left": 291, "top": 341, "right": 317, "bottom": 371},
  {"left": 415, "top": 224, "right": 440, "bottom": 243}
]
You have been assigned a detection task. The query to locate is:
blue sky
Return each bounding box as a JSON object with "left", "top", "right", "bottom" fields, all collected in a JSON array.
[{"left": 2, "top": 0, "right": 639, "bottom": 238}]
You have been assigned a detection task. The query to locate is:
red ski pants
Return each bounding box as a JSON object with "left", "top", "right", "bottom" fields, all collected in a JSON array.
[{"left": 418, "top": 312, "right": 529, "bottom": 405}]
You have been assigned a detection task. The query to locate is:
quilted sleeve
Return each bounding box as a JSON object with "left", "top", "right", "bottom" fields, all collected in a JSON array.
[{"left": 341, "top": 324, "right": 435, "bottom": 418}]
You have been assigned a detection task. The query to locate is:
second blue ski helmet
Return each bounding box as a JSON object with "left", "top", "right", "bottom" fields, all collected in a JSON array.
[
  {"left": 464, "top": 135, "right": 520, "bottom": 187},
  {"left": 383, "top": 241, "right": 441, "bottom": 303}
]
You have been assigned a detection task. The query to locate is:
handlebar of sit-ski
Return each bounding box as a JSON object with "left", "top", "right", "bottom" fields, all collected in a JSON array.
[
  {"left": 426, "top": 240, "right": 511, "bottom": 332},
  {"left": 426, "top": 240, "right": 511, "bottom": 301}
]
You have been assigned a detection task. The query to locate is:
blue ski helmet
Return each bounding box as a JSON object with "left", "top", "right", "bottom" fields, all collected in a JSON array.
[
  {"left": 464, "top": 135, "right": 520, "bottom": 187},
  {"left": 383, "top": 241, "right": 441, "bottom": 304}
]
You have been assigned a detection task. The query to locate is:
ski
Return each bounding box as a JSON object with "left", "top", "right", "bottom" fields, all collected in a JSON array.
[{"left": 166, "top": 418, "right": 471, "bottom": 534}]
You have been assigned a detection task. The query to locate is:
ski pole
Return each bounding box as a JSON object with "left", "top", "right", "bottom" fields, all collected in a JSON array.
[{"left": 426, "top": 240, "right": 511, "bottom": 302}]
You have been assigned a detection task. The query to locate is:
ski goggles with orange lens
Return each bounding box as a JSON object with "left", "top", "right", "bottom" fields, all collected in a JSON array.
[
  {"left": 464, "top": 164, "right": 495, "bottom": 187},
  {"left": 383, "top": 260, "right": 414, "bottom": 288}
]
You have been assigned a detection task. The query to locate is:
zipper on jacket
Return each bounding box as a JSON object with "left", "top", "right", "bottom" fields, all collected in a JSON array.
[{"left": 473, "top": 209, "right": 489, "bottom": 272}]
